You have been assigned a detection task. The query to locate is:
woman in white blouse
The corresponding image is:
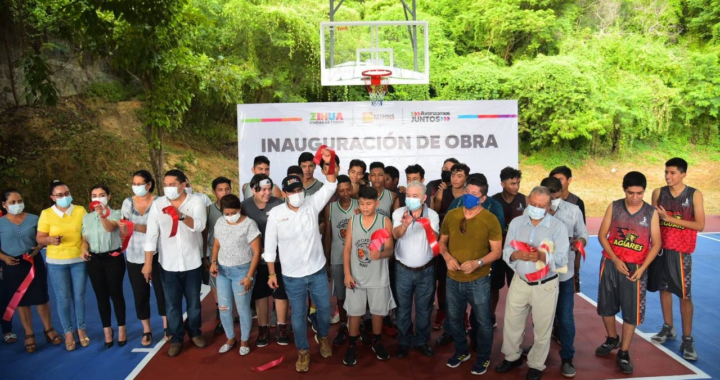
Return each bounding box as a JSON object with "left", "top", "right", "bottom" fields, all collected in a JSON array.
[{"left": 210, "top": 194, "right": 261, "bottom": 356}]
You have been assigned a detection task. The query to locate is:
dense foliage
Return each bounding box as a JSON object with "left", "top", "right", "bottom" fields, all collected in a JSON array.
[{"left": 2, "top": 0, "right": 719, "bottom": 166}]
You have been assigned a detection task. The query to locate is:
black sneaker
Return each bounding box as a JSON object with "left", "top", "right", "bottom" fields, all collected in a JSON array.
[
  {"left": 373, "top": 342, "right": 390, "bottom": 361},
  {"left": 561, "top": 358, "right": 576, "bottom": 378},
  {"left": 343, "top": 345, "right": 358, "bottom": 366},
  {"left": 471, "top": 359, "right": 490, "bottom": 375},
  {"left": 680, "top": 336, "right": 698, "bottom": 361},
  {"left": 214, "top": 321, "right": 224, "bottom": 335},
  {"left": 616, "top": 350, "right": 633, "bottom": 374},
  {"left": 414, "top": 344, "right": 434, "bottom": 357},
  {"left": 397, "top": 345, "right": 410, "bottom": 358},
  {"left": 256, "top": 325, "right": 270, "bottom": 347},
  {"left": 527, "top": 368, "right": 544, "bottom": 380},
  {"left": 276, "top": 324, "right": 290, "bottom": 346},
  {"left": 495, "top": 358, "right": 523, "bottom": 373},
  {"left": 651, "top": 323, "right": 677, "bottom": 344},
  {"left": 595, "top": 336, "right": 621, "bottom": 356},
  {"left": 435, "top": 332, "right": 453, "bottom": 347},
  {"left": 333, "top": 324, "right": 348, "bottom": 346}
]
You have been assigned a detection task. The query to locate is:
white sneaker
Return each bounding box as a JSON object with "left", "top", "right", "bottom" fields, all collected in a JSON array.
[
  {"left": 239, "top": 346, "right": 250, "bottom": 356},
  {"left": 330, "top": 310, "right": 340, "bottom": 324}
]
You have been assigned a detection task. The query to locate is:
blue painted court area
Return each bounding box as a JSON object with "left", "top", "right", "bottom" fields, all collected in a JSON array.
[{"left": 579, "top": 233, "right": 720, "bottom": 380}]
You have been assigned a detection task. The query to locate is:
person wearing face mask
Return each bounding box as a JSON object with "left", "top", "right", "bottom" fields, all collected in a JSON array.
[
  {"left": 121, "top": 170, "right": 167, "bottom": 347},
  {"left": 521, "top": 177, "right": 587, "bottom": 377},
  {"left": 391, "top": 181, "right": 439, "bottom": 359},
  {"left": 36, "top": 180, "right": 89, "bottom": 351},
  {"left": 595, "top": 172, "right": 660, "bottom": 374},
  {"left": 426, "top": 158, "right": 459, "bottom": 211},
  {"left": 264, "top": 151, "right": 338, "bottom": 373},
  {"left": 496, "top": 186, "right": 569, "bottom": 380},
  {"left": 209, "top": 194, "right": 261, "bottom": 356},
  {"left": 437, "top": 175, "right": 502, "bottom": 376},
  {"left": 397, "top": 165, "right": 431, "bottom": 208},
  {"left": 81, "top": 184, "right": 126, "bottom": 348},
  {"left": 243, "top": 174, "right": 290, "bottom": 347},
  {"left": 142, "top": 169, "right": 208, "bottom": 358},
  {"left": 0, "top": 189, "right": 62, "bottom": 353},
  {"left": 323, "top": 175, "right": 358, "bottom": 346}
]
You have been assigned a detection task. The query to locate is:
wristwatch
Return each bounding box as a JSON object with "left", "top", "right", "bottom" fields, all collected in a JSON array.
[
  {"left": 246, "top": 276, "right": 254, "bottom": 281},
  {"left": 477, "top": 259, "right": 484, "bottom": 267}
]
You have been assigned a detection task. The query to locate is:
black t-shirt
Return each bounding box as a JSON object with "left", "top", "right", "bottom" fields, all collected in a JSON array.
[
  {"left": 491, "top": 192, "right": 527, "bottom": 235},
  {"left": 564, "top": 192, "right": 586, "bottom": 224}
]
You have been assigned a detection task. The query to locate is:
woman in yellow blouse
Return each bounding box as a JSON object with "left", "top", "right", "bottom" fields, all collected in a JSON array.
[{"left": 36, "top": 180, "right": 89, "bottom": 351}]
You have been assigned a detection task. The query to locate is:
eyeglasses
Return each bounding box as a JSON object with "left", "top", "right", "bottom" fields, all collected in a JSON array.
[
  {"left": 53, "top": 192, "right": 71, "bottom": 197},
  {"left": 460, "top": 217, "right": 467, "bottom": 234}
]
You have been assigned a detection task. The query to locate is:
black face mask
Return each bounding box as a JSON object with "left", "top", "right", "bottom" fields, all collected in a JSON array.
[{"left": 441, "top": 171, "right": 451, "bottom": 183}]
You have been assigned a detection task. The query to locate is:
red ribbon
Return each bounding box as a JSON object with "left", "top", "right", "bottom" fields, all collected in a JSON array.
[
  {"left": 3, "top": 253, "right": 35, "bottom": 321},
  {"left": 313, "top": 145, "right": 337, "bottom": 175},
  {"left": 0, "top": 210, "right": 3, "bottom": 218},
  {"left": 89, "top": 201, "right": 111, "bottom": 218},
  {"left": 574, "top": 240, "right": 586, "bottom": 261},
  {"left": 251, "top": 356, "right": 284, "bottom": 372},
  {"left": 525, "top": 263, "right": 551, "bottom": 282},
  {"left": 162, "top": 206, "right": 179, "bottom": 238},
  {"left": 417, "top": 217, "right": 440, "bottom": 256},
  {"left": 119, "top": 220, "right": 135, "bottom": 252},
  {"left": 510, "top": 240, "right": 534, "bottom": 253},
  {"left": 510, "top": 240, "right": 551, "bottom": 282},
  {"left": 369, "top": 228, "right": 390, "bottom": 252}
]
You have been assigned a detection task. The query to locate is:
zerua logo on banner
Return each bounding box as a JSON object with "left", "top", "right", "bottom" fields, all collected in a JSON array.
[
  {"left": 363, "top": 112, "right": 396, "bottom": 123},
  {"left": 411, "top": 111, "right": 451, "bottom": 122},
  {"left": 310, "top": 112, "right": 344, "bottom": 124}
]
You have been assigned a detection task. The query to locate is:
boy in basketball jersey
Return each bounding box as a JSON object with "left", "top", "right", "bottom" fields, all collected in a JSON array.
[
  {"left": 323, "top": 175, "right": 359, "bottom": 345},
  {"left": 648, "top": 157, "right": 705, "bottom": 361},
  {"left": 368, "top": 162, "right": 399, "bottom": 218},
  {"left": 342, "top": 187, "right": 395, "bottom": 365},
  {"left": 595, "top": 171, "right": 661, "bottom": 374}
]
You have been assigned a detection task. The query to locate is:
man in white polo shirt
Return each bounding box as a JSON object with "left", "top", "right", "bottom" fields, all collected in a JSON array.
[
  {"left": 142, "top": 169, "right": 208, "bottom": 358},
  {"left": 392, "top": 180, "right": 439, "bottom": 359},
  {"left": 264, "top": 155, "right": 338, "bottom": 373}
]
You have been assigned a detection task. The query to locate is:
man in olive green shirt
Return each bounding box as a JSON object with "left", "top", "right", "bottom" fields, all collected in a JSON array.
[{"left": 439, "top": 176, "right": 502, "bottom": 375}]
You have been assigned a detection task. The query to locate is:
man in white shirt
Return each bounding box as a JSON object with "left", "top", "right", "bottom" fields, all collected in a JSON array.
[
  {"left": 264, "top": 157, "right": 338, "bottom": 373},
  {"left": 143, "top": 169, "right": 208, "bottom": 358},
  {"left": 392, "top": 181, "right": 439, "bottom": 359}
]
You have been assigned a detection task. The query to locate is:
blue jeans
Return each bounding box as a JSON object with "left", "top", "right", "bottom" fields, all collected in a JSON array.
[
  {"left": 216, "top": 263, "right": 254, "bottom": 341},
  {"left": 446, "top": 275, "right": 492, "bottom": 361},
  {"left": 160, "top": 266, "right": 202, "bottom": 344},
  {"left": 556, "top": 279, "right": 575, "bottom": 359},
  {"left": 47, "top": 262, "right": 88, "bottom": 334},
  {"left": 283, "top": 267, "right": 331, "bottom": 350},
  {"left": 395, "top": 262, "right": 435, "bottom": 347}
]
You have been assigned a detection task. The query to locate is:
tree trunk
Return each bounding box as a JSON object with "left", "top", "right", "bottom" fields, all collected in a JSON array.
[
  {"left": 146, "top": 123, "right": 165, "bottom": 195},
  {"left": 1, "top": 16, "right": 19, "bottom": 106}
]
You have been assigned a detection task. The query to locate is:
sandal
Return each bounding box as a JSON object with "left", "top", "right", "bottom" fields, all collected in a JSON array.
[
  {"left": 44, "top": 327, "right": 62, "bottom": 345},
  {"left": 3, "top": 332, "right": 17, "bottom": 344},
  {"left": 25, "top": 334, "right": 37, "bottom": 353},
  {"left": 141, "top": 332, "right": 153, "bottom": 347},
  {"left": 65, "top": 337, "right": 76, "bottom": 351},
  {"left": 79, "top": 330, "right": 90, "bottom": 347}
]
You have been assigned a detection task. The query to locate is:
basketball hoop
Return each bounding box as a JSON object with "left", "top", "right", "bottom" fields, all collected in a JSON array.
[{"left": 362, "top": 69, "right": 391, "bottom": 106}]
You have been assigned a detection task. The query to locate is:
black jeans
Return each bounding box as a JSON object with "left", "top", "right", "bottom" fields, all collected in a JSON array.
[
  {"left": 127, "top": 254, "right": 166, "bottom": 320},
  {"left": 87, "top": 252, "right": 127, "bottom": 328}
]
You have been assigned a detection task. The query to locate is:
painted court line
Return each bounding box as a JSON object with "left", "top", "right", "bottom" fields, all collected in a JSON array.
[
  {"left": 698, "top": 234, "right": 720, "bottom": 243},
  {"left": 125, "top": 285, "right": 211, "bottom": 380},
  {"left": 576, "top": 292, "right": 710, "bottom": 380}
]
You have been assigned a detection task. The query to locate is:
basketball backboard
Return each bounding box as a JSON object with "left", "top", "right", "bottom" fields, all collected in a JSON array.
[{"left": 320, "top": 21, "right": 429, "bottom": 86}]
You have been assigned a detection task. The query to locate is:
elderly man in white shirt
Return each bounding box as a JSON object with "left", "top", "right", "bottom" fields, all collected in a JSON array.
[
  {"left": 264, "top": 153, "right": 338, "bottom": 373},
  {"left": 142, "top": 169, "right": 207, "bottom": 358}
]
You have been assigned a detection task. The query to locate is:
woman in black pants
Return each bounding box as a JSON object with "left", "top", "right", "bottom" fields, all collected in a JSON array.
[
  {"left": 120, "top": 170, "right": 167, "bottom": 346},
  {"left": 81, "top": 184, "right": 127, "bottom": 348}
]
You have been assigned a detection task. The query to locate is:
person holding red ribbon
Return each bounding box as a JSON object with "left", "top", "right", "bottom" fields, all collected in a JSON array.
[
  {"left": 81, "top": 184, "right": 127, "bottom": 348},
  {"left": 1, "top": 189, "right": 62, "bottom": 353},
  {"left": 438, "top": 175, "right": 502, "bottom": 376},
  {"left": 143, "top": 169, "right": 208, "bottom": 358},
  {"left": 391, "top": 180, "right": 439, "bottom": 359},
  {"left": 37, "top": 180, "right": 90, "bottom": 351},
  {"left": 497, "top": 186, "right": 569, "bottom": 380}
]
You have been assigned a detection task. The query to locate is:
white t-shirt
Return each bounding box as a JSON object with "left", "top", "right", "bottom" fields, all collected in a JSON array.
[{"left": 392, "top": 205, "right": 440, "bottom": 268}]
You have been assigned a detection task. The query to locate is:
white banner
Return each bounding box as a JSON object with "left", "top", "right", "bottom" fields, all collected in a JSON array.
[{"left": 237, "top": 100, "right": 518, "bottom": 195}]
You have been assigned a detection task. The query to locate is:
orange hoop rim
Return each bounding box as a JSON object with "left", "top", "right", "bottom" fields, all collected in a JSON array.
[{"left": 361, "top": 69, "right": 392, "bottom": 78}]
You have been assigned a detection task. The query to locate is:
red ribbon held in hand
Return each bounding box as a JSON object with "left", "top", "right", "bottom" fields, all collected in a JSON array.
[
  {"left": 417, "top": 217, "right": 440, "bottom": 256},
  {"left": 313, "top": 145, "right": 337, "bottom": 175},
  {"left": 119, "top": 219, "right": 135, "bottom": 252},
  {"left": 574, "top": 240, "right": 586, "bottom": 261},
  {"left": 251, "top": 356, "right": 284, "bottom": 372},
  {"left": 3, "top": 252, "right": 36, "bottom": 321},
  {"left": 510, "top": 240, "right": 534, "bottom": 253},
  {"left": 369, "top": 228, "right": 390, "bottom": 253},
  {"left": 89, "top": 201, "right": 110, "bottom": 218},
  {"left": 510, "top": 240, "right": 551, "bottom": 282},
  {"left": 162, "top": 206, "right": 179, "bottom": 238}
]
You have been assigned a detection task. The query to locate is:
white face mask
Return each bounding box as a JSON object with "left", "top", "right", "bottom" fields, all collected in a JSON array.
[
  {"left": 224, "top": 213, "right": 241, "bottom": 223},
  {"left": 132, "top": 185, "right": 148, "bottom": 197},
  {"left": 551, "top": 198, "right": 561, "bottom": 211},
  {"left": 94, "top": 197, "right": 109, "bottom": 206},
  {"left": 288, "top": 192, "right": 305, "bottom": 207},
  {"left": 184, "top": 187, "right": 193, "bottom": 194},
  {"left": 527, "top": 205, "right": 547, "bottom": 220},
  {"left": 6, "top": 203, "right": 25, "bottom": 215},
  {"left": 165, "top": 187, "right": 181, "bottom": 200}
]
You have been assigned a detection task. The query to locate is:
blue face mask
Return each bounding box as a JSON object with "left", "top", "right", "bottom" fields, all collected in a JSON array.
[
  {"left": 56, "top": 196, "right": 73, "bottom": 208},
  {"left": 132, "top": 185, "right": 148, "bottom": 197},
  {"left": 7, "top": 203, "right": 25, "bottom": 215},
  {"left": 406, "top": 197, "right": 422, "bottom": 211},
  {"left": 462, "top": 193, "right": 481, "bottom": 209},
  {"left": 527, "top": 205, "right": 547, "bottom": 220}
]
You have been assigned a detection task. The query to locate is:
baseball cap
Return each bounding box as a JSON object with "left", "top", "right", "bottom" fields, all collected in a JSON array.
[{"left": 281, "top": 176, "right": 303, "bottom": 192}]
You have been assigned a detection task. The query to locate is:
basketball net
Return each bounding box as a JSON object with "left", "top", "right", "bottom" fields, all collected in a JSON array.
[{"left": 362, "top": 70, "right": 391, "bottom": 107}]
